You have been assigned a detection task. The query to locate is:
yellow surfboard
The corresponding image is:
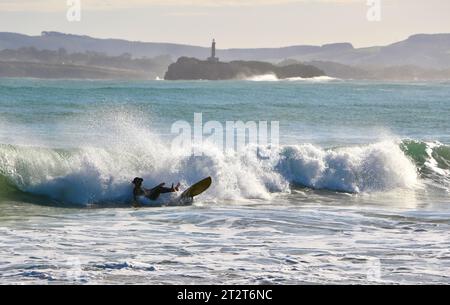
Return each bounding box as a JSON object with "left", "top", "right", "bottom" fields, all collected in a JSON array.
[{"left": 180, "top": 177, "right": 212, "bottom": 200}]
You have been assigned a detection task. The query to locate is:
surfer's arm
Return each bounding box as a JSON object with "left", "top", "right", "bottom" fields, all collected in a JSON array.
[{"left": 158, "top": 184, "right": 178, "bottom": 194}]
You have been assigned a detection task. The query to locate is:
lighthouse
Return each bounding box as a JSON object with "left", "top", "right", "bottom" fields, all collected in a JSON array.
[{"left": 208, "top": 39, "right": 219, "bottom": 62}]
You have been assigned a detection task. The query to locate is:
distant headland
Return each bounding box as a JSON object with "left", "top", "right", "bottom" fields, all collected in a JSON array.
[
  {"left": 2, "top": 32, "right": 450, "bottom": 80},
  {"left": 164, "top": 40, "right": 325, "bottom": 80}
]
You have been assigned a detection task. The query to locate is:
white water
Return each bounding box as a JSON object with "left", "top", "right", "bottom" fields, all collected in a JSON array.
[
  {"left": 0, "top": 119, "right": 419, "bottom": 205},
  {"left": 246, "top": 74, "right": 338, "bottom": 82}
]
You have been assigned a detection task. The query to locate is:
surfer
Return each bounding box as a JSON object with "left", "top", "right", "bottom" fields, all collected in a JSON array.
[{"left": 132, "top": 177, "right": 180, "bottom": 206}]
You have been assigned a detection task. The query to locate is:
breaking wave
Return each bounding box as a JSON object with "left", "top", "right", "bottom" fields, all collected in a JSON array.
[
  {"left": 0, "top": 108, "right": 447, "bottom": 206},
  {"left": 246, "top": 74, "right": 339, "bottom": 82},
  {"left": 1, "top": 135, "right": 446, "bottom": 206}
]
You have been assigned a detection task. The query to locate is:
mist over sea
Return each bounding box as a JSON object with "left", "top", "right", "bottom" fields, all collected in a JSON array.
[{"left": 0, "top": 78, "right": 449, "bottom": 284}]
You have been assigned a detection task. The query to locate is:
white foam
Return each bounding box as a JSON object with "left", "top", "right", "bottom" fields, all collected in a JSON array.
[
  {"left": 246, "top": 74, "right": 339, "bottom": 82},
  {"left": 246, "top": 74, "right": 279, "bottom": 82},
  {"left": 424, "top": 142, "right": 449, "bottom": 176},
  {"left": 286, "top": 76, "right": 339, "bottom": 82},
  {"left": 0, "top": 138, "right": 419, "bottom": 205},
  {"left": 276, "top": 142, "right": 419, "bottom": 193},
  {"left": 0, "top": 111, "right": 421, "bottom": 205}
]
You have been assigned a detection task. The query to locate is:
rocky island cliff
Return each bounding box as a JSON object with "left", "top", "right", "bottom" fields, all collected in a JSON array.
[{"left": 164, "top": 57, "right": 325, "bottom": 80}]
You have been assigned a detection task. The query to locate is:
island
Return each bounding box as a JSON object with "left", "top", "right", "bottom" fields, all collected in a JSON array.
[
  {"left": 164, "top": 57, "right": 325, "bottom": 80},
  {"left": 164, "top": 39, "right": 325, "bottom": 80}
]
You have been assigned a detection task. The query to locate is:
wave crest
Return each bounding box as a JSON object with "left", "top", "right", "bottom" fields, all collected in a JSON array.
[
  {"left": 0, "top": 137, "right": 430, "bottom": 205},
  {"left": 277, "top": 142, "right": 418, "bottom": 193}
]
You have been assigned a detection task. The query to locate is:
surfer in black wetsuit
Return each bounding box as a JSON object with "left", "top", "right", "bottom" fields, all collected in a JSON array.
[{"left": 132, "top": 177, "right": 180, "bottom": 207}]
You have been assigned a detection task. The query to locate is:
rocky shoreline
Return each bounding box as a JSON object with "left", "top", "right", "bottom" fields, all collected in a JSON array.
[{"left": 164, "top": 57, "right": 325, "bottom": 80}]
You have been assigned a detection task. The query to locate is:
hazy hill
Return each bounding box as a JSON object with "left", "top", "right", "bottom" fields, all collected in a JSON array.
[
  {"left": 0, "top": 32, "right": 209, "bottom": 59},
  {"left": 1, "top": 32, "right": 450, "bottom": 70},
  {"left": 360, "top": 34, "right": 450, "bottom": 69},
  {"left": 302, "top": 61, "right": 371, "bottom": 79},
  {"left": 2, "top": 31, "right": 450, "bottom": 80},
  {"left": 298, "top": 60, "right": 450, "bottom": 81},
  {"left": 0, "top": 61, "right": 148, "bottom": 80},
  {"left": 0, "top": 47, "right": 172, "bottom": 79}
]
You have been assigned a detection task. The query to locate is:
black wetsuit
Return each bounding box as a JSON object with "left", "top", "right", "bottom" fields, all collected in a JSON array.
[{"left": 134, "top": 184, "right": 174, "bottom": 201}]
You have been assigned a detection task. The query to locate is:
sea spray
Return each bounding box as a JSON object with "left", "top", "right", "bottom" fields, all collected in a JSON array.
[
  {"left": 1, "top": 105, "right": 446, "bottom": 205},
  {"left": 246, "top": 75, "right": 339, "bottom": 82},
  {"left": 276, "top": 141, "right": 418, "bottom": 193},
  {"left": 0, "top": 139, "right": 424, "bottom": 205}
]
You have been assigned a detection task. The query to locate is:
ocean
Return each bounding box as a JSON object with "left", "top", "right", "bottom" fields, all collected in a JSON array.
[{"left": 0, "top": 77, "right": 449, "bottom": 284}]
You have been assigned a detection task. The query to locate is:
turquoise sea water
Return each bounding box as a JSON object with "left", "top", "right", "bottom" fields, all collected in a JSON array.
[{"left": 0, "top": 78, "right": 449, "bottom": 284}]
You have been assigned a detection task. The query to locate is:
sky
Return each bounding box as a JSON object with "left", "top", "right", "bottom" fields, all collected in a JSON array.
[{"left": 0, "top": 0, "right": 449, "bottom": 48}]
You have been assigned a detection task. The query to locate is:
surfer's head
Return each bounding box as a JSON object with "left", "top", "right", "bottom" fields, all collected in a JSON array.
[{"left": 132, "top": 177, "right": 144, "bottom": 186}]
